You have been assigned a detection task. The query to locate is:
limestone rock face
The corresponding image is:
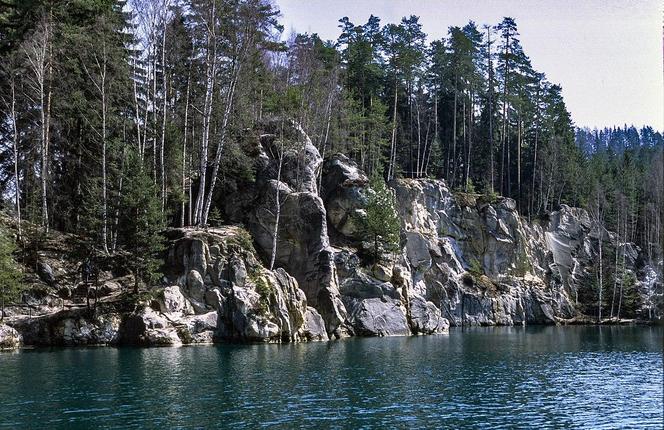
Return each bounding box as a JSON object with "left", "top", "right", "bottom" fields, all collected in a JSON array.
[
  {"left": 391, "top": 178, "right": 577, "bottom": 327},
  {"left": 302, "top": 307, "right": 328, "bottom": 341},
  {"left": 245, "top": 122, "right": 349, "bottom": 337},
  {"left": 156, "top": 285, "right": 194, "bottom": 317},
  {"left": 163, "top": 227, "right": 313, "bottom": 342},
  {"left": 8, "top": 310, "right": 121, "bottom": 346},
  {"left": 318, "top": 157, "right": 662, "bottom": 329},
  {"left": 0, "top": 324, "right": 22, "bottom": 349},
  {"left": 321, "top": 154, "right": 369, "bottom": 240},
  {"left": 119, "top": 307, "right": 182, "bottom": 346}
]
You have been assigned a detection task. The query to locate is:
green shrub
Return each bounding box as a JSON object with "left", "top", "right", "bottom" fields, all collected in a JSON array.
[
  {"left": 255, "top": 276, "right": 273, "bottom": 316},
  {"left": 468, "top": 258, "right": 484, "bottom": 277}
]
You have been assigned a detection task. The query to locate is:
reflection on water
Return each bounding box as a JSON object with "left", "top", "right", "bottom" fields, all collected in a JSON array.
[{"left": 0, "top": 325, "right": 662, "bottom": 429}]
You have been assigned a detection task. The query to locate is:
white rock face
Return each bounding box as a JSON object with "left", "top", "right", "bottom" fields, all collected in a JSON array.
[
  {"left": 345, "top": 297, "right": 410, "bottom": 337},
  {"left": 164, "top": 227, "right": 316, "bottom": 342},
  {"left": 0, "top": 324, "right": 22, "bottom": 349},
  {"left": 391, "top": 178, "right": 578, "bottom": 326},
  {"left": 319, "top": 154, "right": 653, "bottom": 330},
  {"left": 303, "top": 307, "right": 328, "bottom": 341},
  {"left": 157, "top": 285, "right": 194, "bottom": 317},
  {"left": 247, "top": 127, "right": 349, "bottom": 337}
]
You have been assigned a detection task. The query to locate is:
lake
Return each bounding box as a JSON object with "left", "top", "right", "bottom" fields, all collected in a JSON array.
[{"left": 0, "top": 326, "right": 662, "bottom": 429}]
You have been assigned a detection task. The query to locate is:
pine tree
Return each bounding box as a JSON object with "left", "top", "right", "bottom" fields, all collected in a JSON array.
[
  {"left": 362, "top": 173, "right": 401, "bottom": 263},
  {"left": 0, "top": 228, "right": 22, "bottom": 320},
  {"left": 119, "top": 150, "right": 164, "bottom": 293}
]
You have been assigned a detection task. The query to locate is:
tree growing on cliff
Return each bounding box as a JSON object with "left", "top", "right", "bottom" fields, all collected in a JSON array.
[
  {"left": 0, "top": 228, "right": 22, "bottom": 320},
  {"left": 119, "top": 151, "right": 164, "bottom": 293},
  {"left": 362, "top": 173, "right": 401, "bottom": 263}
]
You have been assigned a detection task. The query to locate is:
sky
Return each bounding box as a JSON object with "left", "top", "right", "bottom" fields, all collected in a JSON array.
[{"left": 277, "top": 0, "right": 663, "bottom": 131}]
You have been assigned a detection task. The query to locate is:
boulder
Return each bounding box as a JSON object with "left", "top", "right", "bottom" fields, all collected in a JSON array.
[
  {"left": 408, "top": 295, "right": 449, "bottom": 334},
  {"left": 0, "top": 324, "right": 22, "bottom": 349},
  {"left": 344, "top": 297, "right": 410, "bottom": 336},
  {"left": 36, "top": 261, "right": 56, "bottom": 286},
  {"left": 99, "top": 281, "right": 122, "bottom": 296},
  {"left": 302, "top": 307, "right": 328, "bottom": 341},
  {"left": 118, "top": 307, "right": 181, "bottom": 346},
  {"left": 180, "top": 311, "right": 218, "bottom": 344},
  {"left": 157, "top": 285, "right": 194, "bottom": 316}
]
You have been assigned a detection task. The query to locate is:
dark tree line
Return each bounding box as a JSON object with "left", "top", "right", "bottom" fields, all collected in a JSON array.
[{"left": 0, "top": 2, "right": 662, "bottom": 289}]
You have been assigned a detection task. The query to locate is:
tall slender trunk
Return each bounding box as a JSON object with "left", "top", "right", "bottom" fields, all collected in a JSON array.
[
  {"left": 466, "top": 91, "right": 473, "bottom": 192},
  {"left": 188, "top": 122, "right": 195, "bottom": 226},
  {"left": 507, "top": 123, "right": 511, "bottom": 197},
  {"left": 152, "top": 46, "right": 158, "bottom": 185},
  {"left": 101, "top": 77, "right": 109, "bottom": 254},
  {"left": 408, "top": 84, "right": 413, "bottom": 178},
  {"left": 486, "top": 26, "right": 494, "bottom": 193},
  {"left": 530, "top": 91, "right": 539, "bottom": 218},
  {"left": 112, "top": 145, "right": 126, "bottom": 254},
  {"left": 500, "top": 33, "right": 509, "bottom": 196},
  {"left": 43, "top": 13, "right": 53, "bottom": 234},
  {"left": 462, "top": 94, "right": 466, "bottom": 188},
  {"left": 160, "top": 23, "right": 168, "bottom": 214},
  {"left": 617, "top": 217, "right": 627, "bottom": 319},
  {"left": 591, "top": 188, "right": 605, "bottom": 322},
  {"left": 451, "top": 75, "right": 458, "bottom": 187},
  {"left": 181, "top": 74, "right": 191, "bottom": 227},
  {"left": 427, "top": 92, "right": 438, "bottom": 177},
  {"left": 141, "top": 60, "right": 150, "bottom": 162},
  {"left": 193, "top": 7, "right": 217, "bottom": 225},
  {"left": 517, "top": 115, "right": 521, "bottom": 210},
  {"left": 387, "top": 80, "right": 398, "bottom": 181},
  {"left": 9, "top": 75, "right": 21, "bottom": 241},
  {"left": 415, "top": 96, "right": 422, "bottom": 178},
  {"left": 132, "top": 57, "right": 143, "bottom": 160},
  {"left": 610, "top": 210, "right": 620, "bottom": 317},
  {"left": 33, "top": 28, "right": 51, "bottom": 233},
  {"left": 269, "top": 128, "right": 285, "bottom": 270},
  {"left": 201, "top": 60, "right": 241, "bottom": 225}
]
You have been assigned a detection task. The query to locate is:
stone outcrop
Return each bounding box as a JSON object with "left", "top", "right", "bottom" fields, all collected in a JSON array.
[
  {"left": 9, "top": 309, "right": 121, "bottom": 346},
  {"left": 4, "top": 225, "right": 327, "bottom": 347},
  {"left": 321, "top": 154, "right": 369, "bottom": 240},
  {"left": 163, "top": 227, "right": 314, "bottom": 342},
  {"left": 3, "top": 123, "right": 661, "bottom": 349},
  {"left": 244, "top": 122, "right": 349, "bottom": 337},
  {"left": 0, "top": 324, "right": 22, "bottom": 349},
  {"left": 322, "top": 155, "right": 661, "bottom": 329}
]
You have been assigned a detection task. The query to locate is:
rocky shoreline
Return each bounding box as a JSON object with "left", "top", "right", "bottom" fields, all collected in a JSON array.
[{"left": 1, "top": 122, "right": 661, "bottom": 349}]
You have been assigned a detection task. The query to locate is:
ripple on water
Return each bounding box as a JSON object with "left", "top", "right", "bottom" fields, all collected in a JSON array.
[{"left": 0, "top": 326, "right": 661, "bottom": 429}]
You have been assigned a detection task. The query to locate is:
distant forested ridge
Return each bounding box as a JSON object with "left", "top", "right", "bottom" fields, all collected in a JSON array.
[{"left": 0, "top": 0, "right": 662, "bottom": 268}]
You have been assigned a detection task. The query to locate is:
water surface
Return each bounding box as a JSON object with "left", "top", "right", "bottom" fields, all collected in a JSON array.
[{"left": 1, "top": 326, "right": 662, "bottom": 429}]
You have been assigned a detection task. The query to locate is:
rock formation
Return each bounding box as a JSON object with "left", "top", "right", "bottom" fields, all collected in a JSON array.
[{"left": 1, "top": 122, "right": 660, "bottom": 349}]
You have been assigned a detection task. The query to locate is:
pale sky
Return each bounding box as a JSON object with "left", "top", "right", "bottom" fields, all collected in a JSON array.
[{"left": 277, "top": 0, "right": 663, "bottom": 131}]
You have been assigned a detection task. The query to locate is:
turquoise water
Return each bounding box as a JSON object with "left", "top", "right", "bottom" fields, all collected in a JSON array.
[{"left": 0, "top": 326, "right": 662, "bottom": 429}]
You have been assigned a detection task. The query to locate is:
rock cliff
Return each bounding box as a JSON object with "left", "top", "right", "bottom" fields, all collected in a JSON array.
[{"left": 1, "top": 122, "right": 661, "bottom": 348}]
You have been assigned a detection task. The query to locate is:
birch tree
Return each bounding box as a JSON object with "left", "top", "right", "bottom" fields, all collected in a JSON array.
[{"left": 23, "top": 14, "right": 52, "bottom": 233}]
